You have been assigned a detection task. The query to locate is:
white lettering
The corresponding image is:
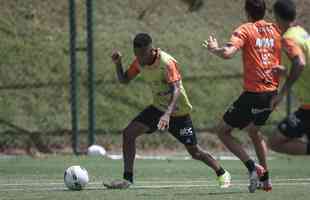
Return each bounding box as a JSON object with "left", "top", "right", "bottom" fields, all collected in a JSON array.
[{"left": 255, "top": 38, "right": 275, "bottom": 48}]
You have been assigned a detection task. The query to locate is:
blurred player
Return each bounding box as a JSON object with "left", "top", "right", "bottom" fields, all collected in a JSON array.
[
  {"left": 104, "top": 33, "right": 231, "bottom": 189},
  {"left": 269, "top": 0, "right": 309, "bottom": 155},
  {"left": 203, "top": 0, "right": 282, "bottom": 192}
]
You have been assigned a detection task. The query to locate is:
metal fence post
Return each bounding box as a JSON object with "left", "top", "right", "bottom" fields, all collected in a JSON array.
[
  {"left": 86, "top": 0, "right": 96, "bottom": 146},
  {"left": 69, "top": 0, "right": 80, "bottom": 155}
]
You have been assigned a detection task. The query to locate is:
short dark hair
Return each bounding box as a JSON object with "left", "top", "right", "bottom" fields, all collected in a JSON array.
[
  {"left": 245, "top": 0, "right": 266, "bottom": 21},
  {"left": 133, "top": 33, "right": 152, "bottom": 48},
  {"left": 273, "top": 0, "right": 296, "bottom": 22}
]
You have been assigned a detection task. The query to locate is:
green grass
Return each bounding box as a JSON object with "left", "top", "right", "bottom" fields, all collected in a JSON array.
[
  {"left": 0, "top": 0, "right": 309, "bottom": 148},
  {"left": 0, "top": 155, "right": 310, "bottom": 200}
]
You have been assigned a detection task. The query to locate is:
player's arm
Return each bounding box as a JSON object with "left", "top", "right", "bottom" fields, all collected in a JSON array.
[
  {"left": 203, "top": 36, "right": 239, "bottom": 59},
  {"left": 157, "top": 80, "right": 181, "bottom": 131},
  {"left": 278, "top": 55, "right": 305, "bottom": 96},
  {"left": 111, "top": 51, "right": 139, "bottom": 84},
  {"left": 271, "top": 39, "right": 306, "bottom": 108},
  {"left": 272, "top": 65, "right": 288, "bottom": 78},
  {"left": 166, "top": 80, "right": 181, "bottom": 115},
  {"left": 203, "top": 26, "right": 247, "bottom": 59},
  {"left": 157, "top": 61, "right": 182, "bottom": 131},
  {"left": 279, "top": 38, "right": 306, "bottom": 95}
]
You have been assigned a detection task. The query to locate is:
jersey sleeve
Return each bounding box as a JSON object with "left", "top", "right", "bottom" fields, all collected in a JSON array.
[
  {"left": 165, "top": 60, "right": 182, "bottom": 83},
  {"left": 227, "top": 25, "right": 248, "bottom": 49},
  {"left": 126, "top": 58, "right": 141, "bottom": 79},
  {"left": 282, "top": 38, "right": 304, "bottom": 59}
]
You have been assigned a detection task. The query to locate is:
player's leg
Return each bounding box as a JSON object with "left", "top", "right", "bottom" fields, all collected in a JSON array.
[
  {"left": 122, "top": 105, "right": 163, "bottom": 183},
  {"left": 185, "top": 144, "right": 221, "bottom": 172},
  {"left": 269, "top": 108, "right": 310, "bottom": 155},
  {"left": 245, "top": 123, "right": 271, "bottom": 191},
  {"left": 185, "top": 144, "right": 231, "bottom": 188},
  {"left": 103, "top": 120, "right": 148, "bottom": 189},
  {"left": 246, "top": 124, "right": 268, "bottom": 170},
  {"left": 269, "top": 133, "right": 308, "bottom": 154},
  {"left": 217, "top": 120, "right": 259, "bottom": 192},
  {"left": 217, "top": 120, "right": 253, "bottom": 164},
  {"left": 249, "top": 91, "right": 276, "bottom": 171},
  {"left": 104, "top": 106, "right": 162, "bottom": 189},
  {"left": 122, "top": 121, "right": 148, "bottom": 182},
  {"left": 219, "top": 92, "right": 260, "bottom": 192},
  {"left": 169, "top": 115, "right": 231, "bottom": 188},
  {"left": 245, "top": 91, "right": 276, "bottom": 192}
]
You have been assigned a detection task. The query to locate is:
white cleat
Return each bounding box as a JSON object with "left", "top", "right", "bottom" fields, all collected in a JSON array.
[{"left": 217, "top": 170, "right": 231, "bottom": 188}]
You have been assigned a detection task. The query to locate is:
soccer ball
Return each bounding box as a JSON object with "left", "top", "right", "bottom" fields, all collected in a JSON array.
[
  {"left": 87, "top": 144, "right": 106, "bottom": 156},
  {"left": 64, "top": 165, "right": 89, "bottom": 190}
]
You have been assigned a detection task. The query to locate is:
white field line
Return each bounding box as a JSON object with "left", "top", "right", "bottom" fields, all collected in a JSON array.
[
  {"left": 107, "top": 154, "right": 276, "bottom": 161},
  {"left": 0, "top": 178, "right": 309, "bottom": 186},
  {"left": 136, "top": 178, "right": 310, "bottom": 184},
  {"left": 0, "top": 181, "right": 310, "bottom": 192},
  {"left": 0, "top": 178, "right": 309, "bottom": 189}
]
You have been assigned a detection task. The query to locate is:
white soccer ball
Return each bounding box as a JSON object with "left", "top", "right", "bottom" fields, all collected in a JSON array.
[
  {"left": 87, "top": 144, "right": 107, "bottom": 156},
  {"left": 64, "top": 165, "right": 89, "bottom": 190}
]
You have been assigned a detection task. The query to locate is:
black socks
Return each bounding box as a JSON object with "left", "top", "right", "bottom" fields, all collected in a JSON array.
[
  {"left": 244, "top": 159, "right": 256, "bottom": 173},
  {"left": 123, "top": 172, "right": 133, "bottom": 183},
  {"left": 216, "top": 167, "right": 226, "bottom": 177}
]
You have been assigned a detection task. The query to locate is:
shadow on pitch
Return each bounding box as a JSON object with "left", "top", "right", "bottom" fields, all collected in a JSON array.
[{"left": 208, "top": 191, "right": 247, "bottom": 195}]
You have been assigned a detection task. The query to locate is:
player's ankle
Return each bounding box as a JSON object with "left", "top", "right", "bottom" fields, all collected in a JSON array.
[
  {"left": 216, "top": 167, "right": 226, "bottom": 177},
  {"left": 244, "top": 159, "right": 256, "bottom": 173},
  {"left": 260, "top": 171, "right": 269, "bottom": 181},
  {"left": 123, "top": 172, "right": 133, "bottom": 183}
]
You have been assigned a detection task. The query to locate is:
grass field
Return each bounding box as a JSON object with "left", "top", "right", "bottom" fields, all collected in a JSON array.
[
  {"left": 0, "top": 155, "right": 309, "bottom": 200},
  {"left": 1, "top": 0, "right": 309, "bottom": 148}
]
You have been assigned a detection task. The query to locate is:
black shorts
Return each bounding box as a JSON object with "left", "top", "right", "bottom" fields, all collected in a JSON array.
[
  {"left": 278, "top": 108, "right": 310, "bottom": 139},
  {"left": 132, "top": 105, "right": 197, "bottom": 145},
  {"left": 223, "top": 91, "right": 277, "bottom": 129}
]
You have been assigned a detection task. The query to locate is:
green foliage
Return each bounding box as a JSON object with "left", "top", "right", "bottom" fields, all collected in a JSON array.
[{"left": 0, "top": 0, "right": 309, "bottom": 148}]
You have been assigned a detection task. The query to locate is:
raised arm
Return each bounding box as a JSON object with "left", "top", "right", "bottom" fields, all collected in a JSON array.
[
  {"left": 203, "top": 35, "right": 239, "bottom": 59},
  {"left": 111, "top": 51, "right": 139, "bottom": 84}
]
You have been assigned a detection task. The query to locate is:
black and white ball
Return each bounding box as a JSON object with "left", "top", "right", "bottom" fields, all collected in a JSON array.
[
  {"left": 87, "top": 144, "right": 107, "bottom": 156},
  {"left": 64, "top": 165, "right": 89, "bottom": 190}
]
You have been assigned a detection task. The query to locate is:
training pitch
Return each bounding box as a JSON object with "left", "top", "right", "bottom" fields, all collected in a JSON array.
[{"left": 0, "top": 154, "right": 309, "bottom": 200}]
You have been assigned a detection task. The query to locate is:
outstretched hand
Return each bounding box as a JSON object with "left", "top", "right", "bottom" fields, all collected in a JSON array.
[{"left": 203, "top": 35, "right": 219, "bottom": 52}]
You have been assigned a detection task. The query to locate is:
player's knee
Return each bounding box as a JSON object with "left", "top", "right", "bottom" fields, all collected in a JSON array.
[
  {"left": 248, "top": 130, "right": 261, "bottom": 140},
  {"left": 186, "top": 146, "right": 203, "bottom": 160},
  {"left": 246, "top": 124, "right": 261, "bottom": 138},
  {"left": 217, "top": 127, "right": 232, "bottom": 141},
  {"left": 122, "top": 128, "right": 136, "bottom": 142},
  {"left": 268, "top": 136, "right": 280, "bottom": 151},
  {"left": 268, "top": 133, "right": 288, "bottom": 152},
  {"left": 191, "top": 151, "right": 203, "bottom": 160},
  {"left": 217, "top": 121, "right": 233, "bottom": 138}
]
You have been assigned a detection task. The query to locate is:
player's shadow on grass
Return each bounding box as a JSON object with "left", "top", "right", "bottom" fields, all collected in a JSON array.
[{"left": 208, "top": 191, "right": 247, "bottom": 195}]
